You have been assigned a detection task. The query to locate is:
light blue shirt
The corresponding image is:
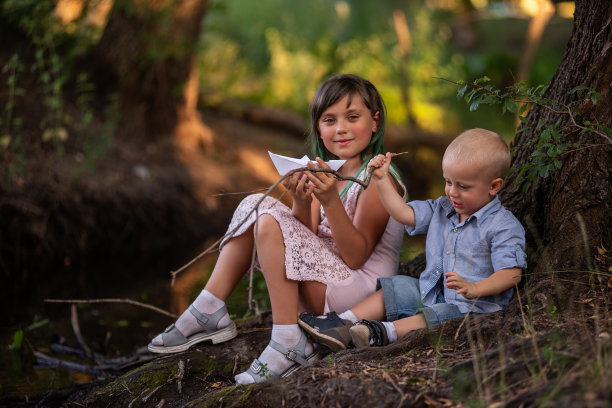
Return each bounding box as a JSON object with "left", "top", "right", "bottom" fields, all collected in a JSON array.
[{"left": 405, "top": 196, "right": 527, "bottom": 314}]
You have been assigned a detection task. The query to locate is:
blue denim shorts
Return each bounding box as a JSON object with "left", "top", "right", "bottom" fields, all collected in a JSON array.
[{"left": 376, "top": 275, "right": 465, "bottom": 328}]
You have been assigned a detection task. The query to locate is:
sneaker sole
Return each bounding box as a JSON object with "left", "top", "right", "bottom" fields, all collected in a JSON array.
[
  {"left": 148, "top": 322, "right": 238, "bottom": 354},
  {"left": 349, "top": 325, "right": 371, "bottom": 349},
  {"left": 297, "top": 319, "right": 347, "bottom": 352}
]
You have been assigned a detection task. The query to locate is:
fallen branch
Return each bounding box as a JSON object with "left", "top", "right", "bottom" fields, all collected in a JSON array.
[
  {"left": 33, "top": 351, "right": 113, "bottom": 376},
  {"left": 71, "top": 304, "right": 94, "bottom": 360},
  {"left": 44, "top": 298, "right": 177, "bottom": 319}
]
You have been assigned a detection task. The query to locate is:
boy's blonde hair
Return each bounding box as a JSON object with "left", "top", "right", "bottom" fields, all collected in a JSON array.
[{"left": 443, "top": 128, "right": 511, "bottom": 179}]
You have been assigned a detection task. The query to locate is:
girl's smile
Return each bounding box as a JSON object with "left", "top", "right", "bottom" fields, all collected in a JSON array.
[{"left": 335, "top": 138, "right": 353, "bottom": 147}]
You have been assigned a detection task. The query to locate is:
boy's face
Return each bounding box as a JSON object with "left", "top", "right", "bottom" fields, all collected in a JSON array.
[{"left": 442, "top": 158, "right": 502, "bottom": 222}]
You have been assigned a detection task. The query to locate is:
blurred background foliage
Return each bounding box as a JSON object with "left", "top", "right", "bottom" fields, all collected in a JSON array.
[
  {"left": 198, "top": 0, "right": 573, "bottom": 138},
  {"left": 0, "top": 0, "right": 574, "bottom": 163}
]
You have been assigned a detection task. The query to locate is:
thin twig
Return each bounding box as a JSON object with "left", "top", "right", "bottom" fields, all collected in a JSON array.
[
  {"left": 382, "top": 371, "right": 407, "bottom": 408},
  {"left": 209, "top": 188, "right": 269, "bottom": 197},
  {"left": 70, "top": 304, "right": 94, "bottom": 360},
  {"left": 45, "top": 298, "right": 177, "bottom": 319}
]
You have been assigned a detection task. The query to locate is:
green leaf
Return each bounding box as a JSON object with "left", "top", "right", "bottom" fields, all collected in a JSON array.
[
  {"left": 591, "top": 92, "right": 601, "bottom": 104},
  {"left": 469, "top": 100, "right": 481, "bottom": 112},
  {"left": 522, "top": 180, "right": 532, "bottom": 193},
  {"left": 504, "top": 98, "right": 517, "bottom": 113},
  {"left": 457, "top": 84, "right": 468, "bottom": 99},
  {"left": 570, "top": 85, "right": 589, "bottom": 94}
]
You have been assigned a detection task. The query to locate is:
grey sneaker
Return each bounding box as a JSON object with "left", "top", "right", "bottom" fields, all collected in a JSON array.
[
  {"left": 349, "top": 320, "right": 389, "bottom": 348},
  {"left": 298, "top": 312, "right": 354, "bottom": 351}
]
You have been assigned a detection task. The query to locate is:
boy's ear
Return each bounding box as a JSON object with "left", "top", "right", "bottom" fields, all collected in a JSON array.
[{"left": 490, "top": 178, "right": 504, "bottom": 196}]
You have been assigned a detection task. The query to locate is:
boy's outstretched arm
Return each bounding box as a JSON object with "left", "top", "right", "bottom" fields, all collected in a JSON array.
[
  {"left": 368, "top": 153, "right": 415, "bottom": 227},
  {"left": 445, "top": 268, "right": 522, "bottom": 299}
]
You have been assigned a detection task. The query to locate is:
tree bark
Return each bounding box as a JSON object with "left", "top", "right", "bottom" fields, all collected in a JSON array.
[
  {"left": 93, "top": 0, "right": 210, "bottom": 141},
  {"left": 501, "top": 0, "right": 612, "bottom": 275}
]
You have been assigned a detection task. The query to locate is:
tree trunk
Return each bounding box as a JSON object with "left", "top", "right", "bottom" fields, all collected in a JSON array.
[
  {"left": 93, "top": 0, "right": 210, "bottom": 141},
  {"left": 501, "top": 0, "right": 612, "bottom": 276}
]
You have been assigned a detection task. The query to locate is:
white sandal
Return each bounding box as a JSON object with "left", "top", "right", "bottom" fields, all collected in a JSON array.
[
  {"left": 147, "top": 304, "right": 237, "bottom": 354},
  {"left": 241, "top": 331, "right": 321, "bottom": 382}
]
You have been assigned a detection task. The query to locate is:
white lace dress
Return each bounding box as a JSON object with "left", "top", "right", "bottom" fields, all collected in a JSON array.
[{"left": 220, "top": 169, "right": 406, "bottom": 313}]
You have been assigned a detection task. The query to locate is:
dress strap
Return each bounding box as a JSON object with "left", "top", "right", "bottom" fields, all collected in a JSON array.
[{"left": 339, "top": 161, "right": 368, "bottom": 199}]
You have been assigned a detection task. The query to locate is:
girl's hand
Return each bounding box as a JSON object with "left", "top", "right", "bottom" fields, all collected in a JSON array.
[
  {"left": 305, "top": 158, "right": 338, "bottom": 206},
  {"left": 283, "top": 170, "right": 314, "bottom": 206},
  {"left": 367, "top": 153, "right": 392, "bottom": 181},
  {"left": 445, "top": 272, "right": 479, "bottom": 299}
]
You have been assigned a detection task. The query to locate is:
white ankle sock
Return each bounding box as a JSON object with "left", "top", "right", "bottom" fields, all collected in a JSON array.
[
  {"left": 235, "top": 324, "right": 313, "bottom": 384},
  {"left": 151, "top": 289, "right": 230, "bottom": 346},
  {"left": 382, "top": 321, "right": 397, "bottom": 343},
  {"left": 338, "top": 310, "right": 358, "bottom": 324}
]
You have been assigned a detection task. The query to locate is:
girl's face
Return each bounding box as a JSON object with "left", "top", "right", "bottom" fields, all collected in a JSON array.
[{"left": 317, "top": 93, "right": 379, "bottom": 165}]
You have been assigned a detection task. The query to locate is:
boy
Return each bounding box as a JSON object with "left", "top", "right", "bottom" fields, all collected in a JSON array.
[{"left": 298, "top": 128, "right": 527, "bottom": 350}]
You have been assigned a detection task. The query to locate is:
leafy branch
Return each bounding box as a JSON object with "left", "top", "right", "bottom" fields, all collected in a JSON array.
[{"left": 438, "top": 76, "right": 611, "bottom": 192}]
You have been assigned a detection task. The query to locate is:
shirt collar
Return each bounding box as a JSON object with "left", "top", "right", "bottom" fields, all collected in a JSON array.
[{"left": 441, "top": 195, "right": 502, "bottom": 224}]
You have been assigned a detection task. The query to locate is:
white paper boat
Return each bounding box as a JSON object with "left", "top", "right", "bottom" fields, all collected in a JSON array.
[{"left": 268, "top": 151, "right": 345, "bottom": 176}]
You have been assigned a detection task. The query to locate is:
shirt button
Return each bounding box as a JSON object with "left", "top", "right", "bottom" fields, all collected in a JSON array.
[
  {"left": 453, "top": 228, "right": 458, "bottom": 232},
  {"left": 446, "top": 250, "right": 451, "bottom": 255},
  {"left": 421, "top": 290, "right": 425, "bottom": 294},
  {"left": 436, "top": 270, "right": 440, "bottom": 274}
]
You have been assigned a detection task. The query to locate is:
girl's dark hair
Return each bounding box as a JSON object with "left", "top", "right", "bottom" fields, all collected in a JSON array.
[{"left": 307, "top": 74, "right": 387, "bottom": 161}]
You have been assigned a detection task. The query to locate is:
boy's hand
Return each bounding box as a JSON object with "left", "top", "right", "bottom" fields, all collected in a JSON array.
[
  {"left": 445, "top": 272, "right": 479, "bottom": 299},
  {"left": 367, "top": 153, "right": 392, "bottom": 181}
]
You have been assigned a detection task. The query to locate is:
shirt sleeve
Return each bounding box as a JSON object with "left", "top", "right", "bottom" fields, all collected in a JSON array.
[
  {"left": 404, "top": 198, "right": 439, "bottom": 236},
  {"left": 490, "top": 211, "right": 528, "bottom": 272}
]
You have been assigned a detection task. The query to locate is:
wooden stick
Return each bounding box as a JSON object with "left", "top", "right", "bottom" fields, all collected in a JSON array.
[
  {"left": 170, "top": 152, "right": 410, "bottom": 282},
  {"left": 70, "top": 304, "right": 94, "bottom": 360},
  {"left": 45, "top": 298, "right": 177, "bottom": 319}
]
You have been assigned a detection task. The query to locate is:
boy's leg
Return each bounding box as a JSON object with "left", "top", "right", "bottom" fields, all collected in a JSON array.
[
  {"left": 392, "top": 314, "right": 427, "bottom": 339},
  {"left": 349, "top": 276, "right": 425, "bottom": 348},
  {"left": 351, "top": 290, "right": 387, "bottom": 321},
  {"left": 297, "top": 289, "right": 387, "bottom": 351}
]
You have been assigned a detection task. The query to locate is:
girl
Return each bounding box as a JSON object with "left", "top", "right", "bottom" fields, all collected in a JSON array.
[{"left": 148, "top": 74, "right": 407, "bottom": 384}]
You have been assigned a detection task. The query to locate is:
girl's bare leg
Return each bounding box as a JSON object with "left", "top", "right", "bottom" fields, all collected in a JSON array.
[
  {"left": 299, "top": 281, "right": 327, "bottom": 315},
  {"left": 151, "top": 226, "right": 256, "bottom": 345},
  {"left": 255, "top": 214, "right": 299, "bottom": 324},
  {"left": 204, "top": 227, "right": 256, "bottom": 300},
  {"left": 235, "top": 214, "right": 314, "bottom": 384}
]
